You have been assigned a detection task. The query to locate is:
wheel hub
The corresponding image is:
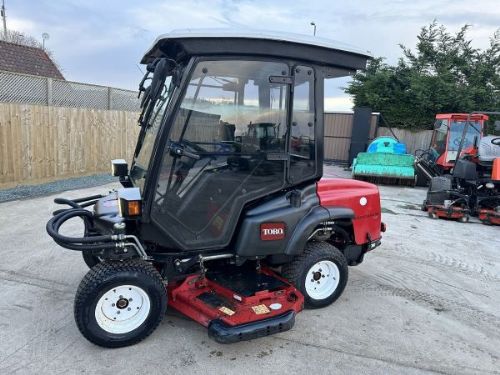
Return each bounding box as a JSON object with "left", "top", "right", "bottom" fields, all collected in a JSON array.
[
  {"left": 95, "top": 285, "right": 151, "bottom": 334},
  {"left": 116, "top": 298, "right": 129, "bottom": 309},
  {"left": 305, "top": 260, "right": 340, "bottom": 300}
]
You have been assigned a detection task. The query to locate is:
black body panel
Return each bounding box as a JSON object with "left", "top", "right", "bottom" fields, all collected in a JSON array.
[
  {"left": 235, "top": 183, "right": 319, "bottom": 256},
  {"left": 235, "top": 182, "right": 355, "bottom": 257},
  {"left": 285, "top": 206, "right": 354, "bottom": 255},
  {"left": 208, "top": 310, "right": 296, "bottom": 344}
]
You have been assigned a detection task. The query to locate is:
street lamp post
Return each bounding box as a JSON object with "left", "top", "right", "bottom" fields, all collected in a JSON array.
[
  {"left": 310, "top": 22, "right": 316, "bottom": 36},
  {"left": 1, "top": 0, "right": 7, "bottom": 40},
  {"left": 42, "top": 33, "right": 49, "bottom": 50}
]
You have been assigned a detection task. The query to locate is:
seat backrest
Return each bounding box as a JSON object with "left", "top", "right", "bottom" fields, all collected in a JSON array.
[{"left": 453, "top": 159, "right": 477, "bottom": 180}]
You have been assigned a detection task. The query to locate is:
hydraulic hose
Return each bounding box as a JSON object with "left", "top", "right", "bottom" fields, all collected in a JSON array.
[
  {"left": 53, "top": 238, "right": 117, "bottom": 251},
  {"left": 52, "top": 200, "right": 98, "bottom": 216},
  {"left": 46, "top": 209, "right": 114, "bottom": 244},
  {"left": 47, "top": 194, "right": 146, "bottom": 258}
]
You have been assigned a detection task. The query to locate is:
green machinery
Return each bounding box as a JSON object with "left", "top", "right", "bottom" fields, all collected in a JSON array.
[{"left": 352, "top": 137, "right": 416, "bottom": 186}]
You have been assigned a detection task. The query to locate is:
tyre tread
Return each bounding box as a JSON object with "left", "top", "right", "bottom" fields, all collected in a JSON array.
[
  {"left": 281, "top": 241, "right": 348, "bottom": 308},
  {"left": 74, "top": 260, "right": 166, "bottom": 348}
]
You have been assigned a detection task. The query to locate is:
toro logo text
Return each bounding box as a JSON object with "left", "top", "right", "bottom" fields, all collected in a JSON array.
[{"left": 260, "top": 222, "right": 286, "bottom": 241}]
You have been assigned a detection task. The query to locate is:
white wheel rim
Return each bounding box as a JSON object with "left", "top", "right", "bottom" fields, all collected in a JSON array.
[
  {"left": 305, "top": 260, "right": 340, "bottom": 300},
  {"left": 95, "top": 285, "right": 151, "bottom": 334}
]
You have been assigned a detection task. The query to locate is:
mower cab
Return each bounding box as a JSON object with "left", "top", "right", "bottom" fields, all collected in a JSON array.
[
  {"left": 415, "top": 113, "right": 488, "bottom": 184},
  {"left": 422, "top": 112, "right": 500, "bottom": 224},
  {"left": 47, "top": 30, "right": 383, "bottom": 347}
]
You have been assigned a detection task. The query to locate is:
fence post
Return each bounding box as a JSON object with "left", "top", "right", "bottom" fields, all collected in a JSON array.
[
  {"left": 46, "top": 78, "right": 52, "bottom": 106},
  {"left": 107, "top": 87, "right": 112, "bottom": 110}
]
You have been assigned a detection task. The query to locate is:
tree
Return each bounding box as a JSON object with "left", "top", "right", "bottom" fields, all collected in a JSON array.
[
  {"left": 1, "top": 29, "right": 42, "bottom": 48},
  {"left": 0, "top": 29, "right": 62, "bottom": 72},
  {"left": 346, "top": 22, "right": 500, "bottom": 130}
]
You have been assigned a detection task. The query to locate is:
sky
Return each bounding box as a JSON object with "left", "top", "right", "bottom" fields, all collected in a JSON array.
[{"left": 4, "top": 0, "right": 499, "bottom": 111}]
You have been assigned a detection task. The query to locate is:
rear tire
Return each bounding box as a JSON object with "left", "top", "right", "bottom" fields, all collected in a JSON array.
[
  {"left": 74, "top": 260, "right": 167, "bottom": 348},
  {"left": 281, "top": 242, "right": 348, "bottom": 309}
]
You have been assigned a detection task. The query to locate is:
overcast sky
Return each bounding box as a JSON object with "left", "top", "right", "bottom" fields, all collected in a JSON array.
[{"left": 4, "top": 0, "right": 499, "bottom": 110}]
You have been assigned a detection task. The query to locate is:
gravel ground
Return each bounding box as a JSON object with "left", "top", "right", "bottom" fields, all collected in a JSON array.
[
  {"left": 0, "top": 174, "right": 116, "bottom": 203},
  {"left": 0, "top": 165, "right": 498, "bottom": 375}
]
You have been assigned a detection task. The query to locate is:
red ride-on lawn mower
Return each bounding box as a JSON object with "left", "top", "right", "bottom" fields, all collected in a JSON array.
[
  {"left": 46, "top": 30, "right": 384, "bottom": 348},
  {"left": 414, "top": 113, "right": 489, "bottom": 186},
  {"left": 423, "top": 112, "right": 500, "bottom": 224}
]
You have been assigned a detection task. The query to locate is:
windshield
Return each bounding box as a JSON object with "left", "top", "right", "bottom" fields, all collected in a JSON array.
[
  {"left": 432, "top": 119, "right": 448, "bottom": 155},
  {"left": 130, "top": 75, "right": 174, "bottom": 191},
  {"left": 448, "top": 120, "right": 481, "bottom": 151}
]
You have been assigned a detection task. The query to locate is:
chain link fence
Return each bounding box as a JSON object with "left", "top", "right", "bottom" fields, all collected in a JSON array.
[{"left": 0, "top": 70, "right": 140, "bottom": 111}]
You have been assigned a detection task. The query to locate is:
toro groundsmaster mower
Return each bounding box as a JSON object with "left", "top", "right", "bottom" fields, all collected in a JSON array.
[
  {"left": 46, "top": 30, "right": 384, "bottom": 348},
  {"left": 422, "top": 112, "right": 500, "bottom": 224},
  {"left": 414, "top": 113, "right": 489, "bottom": 185}
]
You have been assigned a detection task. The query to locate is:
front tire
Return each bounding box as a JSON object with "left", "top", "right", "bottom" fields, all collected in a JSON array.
[
  {"left": 281, "top": 242, "right": 348, "bottom": 309},
  {"left": 74, "top": 260, "right": 167, "bottom": 348}
]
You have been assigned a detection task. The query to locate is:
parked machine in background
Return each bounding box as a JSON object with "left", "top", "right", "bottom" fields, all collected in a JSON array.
[
  {"left": 352, "top": 136, "right": 416, "bottom": 186},
  {"left": 422, "top": 112, "right": 500, "bottom": 225},
  {"left": 414, "top": 113, "right": 489, "bottom": 185}
]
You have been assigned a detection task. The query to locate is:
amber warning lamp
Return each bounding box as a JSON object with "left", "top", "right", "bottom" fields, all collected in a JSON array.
[{"left": 118, "top": 188, "right": 142, "bottom": 218}]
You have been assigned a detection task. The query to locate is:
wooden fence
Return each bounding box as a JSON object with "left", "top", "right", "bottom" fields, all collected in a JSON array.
[
  {"left": 0, "top": 103, "right": 435, "bottom": 189},
  {"left": 0, "top": 103, "right": 139, "bottom": 188},
  {"left": 324, "top": 112, "right": 379, "bottom": 161}
]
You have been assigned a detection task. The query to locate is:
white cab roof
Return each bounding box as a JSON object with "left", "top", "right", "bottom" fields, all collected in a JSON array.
[{"left": 144, "top": 28, "right": 372, "bottom": 59}]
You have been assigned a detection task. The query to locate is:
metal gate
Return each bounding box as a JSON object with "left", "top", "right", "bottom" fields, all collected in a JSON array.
[{"left": 324, "top": 111, "right": 379, "bottom": 163}]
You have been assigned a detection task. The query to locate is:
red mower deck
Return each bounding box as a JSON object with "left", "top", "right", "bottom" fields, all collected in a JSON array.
[
  {"left": 168, "top": 267, "right": 304, "bottom": 343},
  {"left": 427, "top": 205, "right": 469, "bottom": 222},
  {"left": 478, "top": 209, "right": 500, "bottom": 225}
]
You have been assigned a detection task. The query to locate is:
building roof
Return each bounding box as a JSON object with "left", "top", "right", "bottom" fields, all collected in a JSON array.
[
  {"left": 0, "top": 40, "right": 64, "bottom": 79},
  {"left": 141, "top": 29, "right": 372, "bottom": 71}
]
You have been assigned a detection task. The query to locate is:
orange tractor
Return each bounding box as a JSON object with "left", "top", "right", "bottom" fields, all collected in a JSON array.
[
  {"left": 414, "top": 113, "right": 489, "bottom": 184},
  {"left": 420, "top": 112, "right": 500, "bottom": 225}
]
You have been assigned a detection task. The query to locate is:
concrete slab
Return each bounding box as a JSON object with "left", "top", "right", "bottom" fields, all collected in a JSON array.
[{"left": 0, "top": 166, "right": 498, "bottom": 375}]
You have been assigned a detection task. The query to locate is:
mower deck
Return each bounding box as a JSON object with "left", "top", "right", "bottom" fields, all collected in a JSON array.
[
  {"left": 167, "top": 266, "right": 304, "bottom": 343},
  {"left": 478, "top": 209, "right": 500, "bottom": 225},
  {"left": 427, "top": 205, "right": 469, "bottom": 222}
]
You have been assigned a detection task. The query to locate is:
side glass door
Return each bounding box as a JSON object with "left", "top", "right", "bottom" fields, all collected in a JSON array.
[
  {"left": 151, "top": 60, "right": 289, "bottom": 250},
  {"left": 289, "top": 65, "right": 316, "bottom": 182}
]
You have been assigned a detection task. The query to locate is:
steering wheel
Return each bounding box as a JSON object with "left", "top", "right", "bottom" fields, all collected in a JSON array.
[{"left": 491, "top": 137, "right": 500, "bottom": 146}]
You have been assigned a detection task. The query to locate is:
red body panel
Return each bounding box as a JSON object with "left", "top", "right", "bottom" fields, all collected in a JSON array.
[
  {"left": 317, "top": 178, "right": 382, "bottom": 245},
  {"left": 167, "top": 268, "right": 304, "bottom": 328}
]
